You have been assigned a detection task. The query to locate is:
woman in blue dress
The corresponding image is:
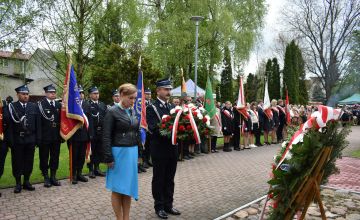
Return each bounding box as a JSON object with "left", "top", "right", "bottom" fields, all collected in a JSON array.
[{"left": 102, "top": 83, "right": 139, "bottom": 220}]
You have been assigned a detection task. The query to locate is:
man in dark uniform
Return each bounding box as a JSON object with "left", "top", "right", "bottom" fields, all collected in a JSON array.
[
  {"left": 86, "top": 86, "right": 106, "bottom": 178},
  {"left": 108, "top": 89, "right": 120, "bottom": 108},
  {"left": 68, "top": 85, "right": 89, "bottom": 184},
  {"left": 0, "top": 99, "right": 10, "bottom": 197},
  {"left": 37, "top": 84, "right": 62, "bottom": 187},
  {"left": 146, "top": 78, "right": 181, "bottom": 219},
  {"left": 142, "top": 87, "right": 153, "bottom": 168},
  {"left": 8, "top": 85, "right": 39, "bottom": 193}
]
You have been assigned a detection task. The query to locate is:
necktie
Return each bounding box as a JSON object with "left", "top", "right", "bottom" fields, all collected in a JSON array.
[
  {"left": 22, "top": 104, "right": 26, "bottom": 110},
  {"left": 50, "top": 101, "right": 54, "bottom": 107}
]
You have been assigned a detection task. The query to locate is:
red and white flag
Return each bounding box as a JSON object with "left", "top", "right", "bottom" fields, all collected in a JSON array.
[
  {"left": 263, "top": 79, "right": 273, "bottom": 119},
  {"left": 236, "top": 76, "right": 250, "bottom": 119}
]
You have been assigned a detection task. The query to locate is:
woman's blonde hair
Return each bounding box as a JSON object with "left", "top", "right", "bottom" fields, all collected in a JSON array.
[{"left": 118, "top": 83, "right": 137, "bottom": 96}]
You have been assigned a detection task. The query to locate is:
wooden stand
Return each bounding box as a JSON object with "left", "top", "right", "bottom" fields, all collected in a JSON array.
[{"left": 283, "top": 147, "right": 332, "bottom": 220}]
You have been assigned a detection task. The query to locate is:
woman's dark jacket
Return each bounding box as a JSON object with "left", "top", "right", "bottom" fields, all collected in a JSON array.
[{"left": 102, "top": 105, "right": 140, "bottom": 163}]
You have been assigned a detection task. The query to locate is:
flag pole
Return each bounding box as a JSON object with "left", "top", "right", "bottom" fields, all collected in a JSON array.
[{"left": 67, "top": 52, "right": 73, "bottom": 183}]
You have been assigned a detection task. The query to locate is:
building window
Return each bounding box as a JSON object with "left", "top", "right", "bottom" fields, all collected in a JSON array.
[{"left": 0, "top": 59, "right": 9, "bottom": 67}]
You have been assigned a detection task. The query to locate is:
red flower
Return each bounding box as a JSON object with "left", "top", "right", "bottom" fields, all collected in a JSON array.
[
  {"left": 161, "top": 123, "right": 166, "bottom": 128},
  {"left": 272, "top": 202, "right": 278, "bottom": 209},
  {"left": 178, "top": 125, "right": 185, "bottom": 131},
  {"left": 269, "top": 193, "right": 273, "bottom": 199},
  {"left": 193, "top": 111, "right": 198, "bottom": 117},
  {"left": 169, "top": 125, "right": 173, "bottom": 130},
  {"left": 202, "top": 117, "right": 207, "bottom": 123},
  {"left": 175, "top": 109, "right": 180, "bottom": 113},
  {"left": 184, "top": 115, "right": 190, "bottom": 120},
  {"left": 186, "top": 125, "right": 192, "bottom": 130}
]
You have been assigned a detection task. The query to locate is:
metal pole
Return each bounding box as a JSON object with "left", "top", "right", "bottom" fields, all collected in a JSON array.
[{"left": 194, "top": 20, "right": 199, "bottom": 101}]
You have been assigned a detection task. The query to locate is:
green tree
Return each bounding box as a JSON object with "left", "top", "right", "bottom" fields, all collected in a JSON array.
[
  {"left": 283, "top": 41, "right": 299, "bottom": 104},
  {"left": 220, "top": 46, "right": 233, "bottom": 102},
  {"left": 244, "top": 73, "right": 260, "bottom": 103},
  {"left": 0, "top": 0, "right": 48, "bottom": 48},
  {"left": 283, "top": 40, "right": 308, "bottom": 104},
  {"left": 270, "top": 58, "right": 281, "bottom": 99},
  {"left": 90, "top": 43, "right": 161, "bottom": 104},
  {"left": 145, "top": 0, "right": 266, "bottom": 86}
]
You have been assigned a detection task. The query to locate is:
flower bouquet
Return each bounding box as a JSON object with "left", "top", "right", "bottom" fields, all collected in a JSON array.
[{"left": 159, "top": 103, "right": 212, "bottom": 145}]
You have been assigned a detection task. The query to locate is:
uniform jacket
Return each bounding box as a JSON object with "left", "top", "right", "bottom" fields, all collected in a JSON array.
[
  {"left": 37, "top": 98, "right": 62, "bottom": 143},
  {"left": 8, "top": 101, "right": 39, "bottom": 145},
  {"left": 146, "top": 98, "right": 177, "bottom": 159}
]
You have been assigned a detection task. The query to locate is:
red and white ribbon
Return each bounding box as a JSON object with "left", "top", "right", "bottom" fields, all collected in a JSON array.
[
  {"left": 171, "top": 109, "right": 183, "bottom": 145},
  {"left": 276, "top": 105, "right": 342, "bottom": 169},
  {"left": 188, "top": 109, "right": 201, "bottom": 144},
  {"left": 223, "top": 109, "right": 233, "bottom": 119}
]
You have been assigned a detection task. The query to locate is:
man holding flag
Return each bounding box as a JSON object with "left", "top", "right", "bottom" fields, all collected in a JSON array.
[
  {"left": 134, "top": 64, "right": 148, "bottom": 173},
  {"left": 60, "top": 63, "right": 91, "bottom": 185}
]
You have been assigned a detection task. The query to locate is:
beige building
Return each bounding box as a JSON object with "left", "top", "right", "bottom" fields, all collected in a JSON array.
[{"left": 0, "top": 49, "right": 59, "bottom": 102}]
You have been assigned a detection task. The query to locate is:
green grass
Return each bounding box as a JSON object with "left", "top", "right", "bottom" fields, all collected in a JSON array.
[
  {"left": 1, "top": 135, "right": 277, "bottom": 188},
  {"left": 351, "top": 149, "right": 360, "bottom": 159},
  {"left": 0, "top": 143, "right": 107, "bottom": 188}
]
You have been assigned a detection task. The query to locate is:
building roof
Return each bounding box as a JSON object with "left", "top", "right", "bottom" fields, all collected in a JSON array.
[{"left": 0, "top": 50, "right": 31, "bottom": 61}]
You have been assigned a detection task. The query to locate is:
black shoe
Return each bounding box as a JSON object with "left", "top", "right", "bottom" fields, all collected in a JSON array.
[
  {"left": 72, "top": 176, "right": 78, "bottom": 185},
  {"left": 23, "top": 182, "right": 35, "bottom": 191},
  {"left": 50, "top": 176, "right": 61, "bottom": 186},
  {"left": 156, "top": 210, "right": 168, "bottom": 219},
  {"left": 44, "top": 177, "right": 52, "bottom": 188},
  {"left": 234, "top": 147, "right": 241, "bottom": 151},
  {"left": 165, "top": 207, "right": 181, "bottom": 215},
  {"left": 143, "top": 162, "right": 150, "bottom": 169},
  {"left": 223, "top": 148, "right": 232, "bottom": 152},
  {"left": 139, "top": 165, "right": 147, "bottom": 173},
  {"left": 94, "top": 169, "right": 106, "bottom": 177},
  {"left": 50, "top": 170, "right": 61, "bottom": 186},
  {"left": 184, "top": 155, "right": 191, "bottom": 160},
  {"left": 14, "top": 184, "right": 22, "bottom": 193},
  {"left": 88, "top": 170, "right": 96, "bottom": 179},
  {"left": 77, "top": 174, "right": 88, "bottom": 182}
]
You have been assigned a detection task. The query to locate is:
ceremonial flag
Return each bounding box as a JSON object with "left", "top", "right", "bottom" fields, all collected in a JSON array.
[
  {"left": 134, "top": 61, "right": 148, "bottom": 146},
  {"left": 181, "top": 68, "right": 187, "bottom": 96},
  {"left": 60, "top": 64, "right": 87, "bottom": 140},
  {"left": 263, "top": 78, "right": 273, "bottom": 119},
  {"left": 204, "top": 76, "right": 216, "bottom": 119},
  {"left": 285, "top": 88, "right": 291, "bottom": 124},
  {"left": 60, "top": 63, "right": 89, "bottom": 181},
  {"left": 236, "top": 76, "right": 250, "bottom": 119},
  {"left": 0, "top": 98, "right": 3, "bottom": 141}
]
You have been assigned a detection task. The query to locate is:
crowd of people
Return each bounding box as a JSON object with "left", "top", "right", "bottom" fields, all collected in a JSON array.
[{"left": 1, "top": 78, "right": 359, "bottom": 220}]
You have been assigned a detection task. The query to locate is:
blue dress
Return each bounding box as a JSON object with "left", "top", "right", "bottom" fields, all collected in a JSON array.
[{"left": 105, "top": 109, "right": 139, "bottom": 200}]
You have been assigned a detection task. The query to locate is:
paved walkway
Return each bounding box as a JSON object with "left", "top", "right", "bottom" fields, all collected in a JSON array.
[
  {"left": 326, "top": 157, "right": 360, "bottom": 192},
  {"left": 326, "top": 125, "right": 360, "bottom": 192},
  {"left": 0, "top": 145, "right": 279, "bottom": 220}
]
